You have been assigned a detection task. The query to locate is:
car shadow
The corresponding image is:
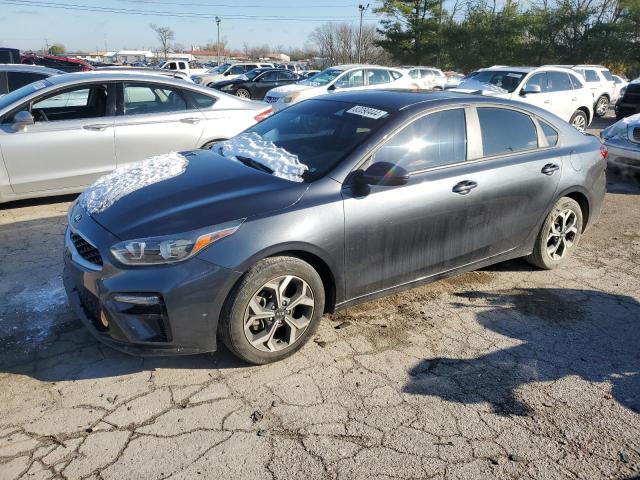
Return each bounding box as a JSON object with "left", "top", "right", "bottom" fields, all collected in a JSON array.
[
  {"left": 403, "top": 288, "right": 640, "bottom": 416},
  {"left": 0, "top": 193, "right": 78, "bottom": 210}
]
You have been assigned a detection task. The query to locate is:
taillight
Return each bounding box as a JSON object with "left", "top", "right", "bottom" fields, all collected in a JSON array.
[
  {"left": 600, "top": 144, "right": 608, "bottom": 160},
  {"left": 254, "top": 107, "right": 273, "bottom": 123}
]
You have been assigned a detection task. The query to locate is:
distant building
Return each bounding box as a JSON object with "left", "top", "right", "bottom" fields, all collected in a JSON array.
[{"left": 115, "top": 50, "right": 155, "bottom": 64}]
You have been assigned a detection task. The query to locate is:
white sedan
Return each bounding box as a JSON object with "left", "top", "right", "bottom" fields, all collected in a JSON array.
[
  {"left": 264, "top": 65, "right": 410, "bottom": 112},
  {"left": 0, "top": 72, "right": 272, "bottom": 203}
]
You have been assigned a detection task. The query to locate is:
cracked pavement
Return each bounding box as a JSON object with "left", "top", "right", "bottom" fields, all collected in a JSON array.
[{"left": 1, "top": 115, "right": 639, "bottom": 479}]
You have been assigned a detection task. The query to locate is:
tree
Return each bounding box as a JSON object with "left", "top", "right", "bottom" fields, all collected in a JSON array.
[
  {"left": 48, "top": 44, "right": 65, "bottom": 55},
  {"left": 309, "top": 22, "right": 387, "bottom": 66},
  {"left": 150, "top": 24, "right": 174, "bottom": 60}
]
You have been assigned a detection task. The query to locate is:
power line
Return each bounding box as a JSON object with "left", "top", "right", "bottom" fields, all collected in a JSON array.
[
  {"left": 122, "top": 0, "right": 360, "bottom": 9},
  {"left": 1, "top": 0, "right": 379, "bottom": 22}
]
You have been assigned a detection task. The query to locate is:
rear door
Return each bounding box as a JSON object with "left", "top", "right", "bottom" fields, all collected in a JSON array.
[
  {"left": 460, "top": 105, "right": 561, "bottom": 261},
  {"left": 0, "top": 82, "right": 116, "bottom": 193},
  {"left": 113, "top": 81, "right": 206, "bottom": 166}
]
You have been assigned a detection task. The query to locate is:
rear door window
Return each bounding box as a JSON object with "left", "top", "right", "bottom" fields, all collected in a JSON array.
[
  {"left": 584, "top": 69, "right": 599, "bottom": 82},
  {"left": 123, "top": 83, "right": 187, "bottom": 115},
  {"left": 548, "top": 72, "right": 573, "bottom": 92},
  {"left": 189, "top": 91, "right": 217, "bottom": 109},
  {"left": 367, "top": 69, "right": 392, "bottom": 85},
  {"left": 569, "top": 73, "right": 584, "bottom": 90},
  {"left": 539, "top": 120, "right": 559, "bottom": 146},
  {"left": 371, "top": 108, "right": 467, "bottom": 172},
  {"left": 477, "top": 107, "right": 538, "bottom": 156},
  {"left": 601, "top": 70, "right": 614, "bottom": 81}
]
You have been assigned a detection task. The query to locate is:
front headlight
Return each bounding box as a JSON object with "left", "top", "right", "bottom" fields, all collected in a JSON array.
[
  {"left": 221, "top": 84, "right": 235, "bottom": 91},
  {"left": 282, "top": 93, "right": 299, "bottom": 104},
  {"left": 110, "top": 220, "right": 243, "bottom": 266}
]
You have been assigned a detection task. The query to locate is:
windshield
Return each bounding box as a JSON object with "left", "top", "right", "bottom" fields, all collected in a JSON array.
[
  {"left": 0, "top": 79, "right": 52, "bottom": 112},
  {"left": 211, "top": 63, "right": 231, "bottom": 74},
  {"left": 300, "top": 68, "right": 343, "bottom": 87},
  {"left": 227, "top": 99, "right": 393, "bottom": 182},
  {"left": 244, "top": 69, "right": 264, "bottom": 81},
  {"left": 463, "top": 70, "right": 526, "bottom": 93}
]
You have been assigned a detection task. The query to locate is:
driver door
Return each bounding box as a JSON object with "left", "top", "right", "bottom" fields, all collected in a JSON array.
[
  {"left": 518, "top": 72, "right": 552, "bottom": 113},
  {"left": 343, "top": 107, "right": 476, "bottom": 299},
  {"left": 0, "top": 83, "right": 116, "bottom": 194}
]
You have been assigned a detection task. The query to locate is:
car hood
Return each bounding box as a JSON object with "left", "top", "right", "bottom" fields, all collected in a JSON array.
[
  {"left": 86, "top": 150, "right": 309, "bottom": 240},
  {"left": 267, "top": 83, "right": 315, "bottom": 97}
]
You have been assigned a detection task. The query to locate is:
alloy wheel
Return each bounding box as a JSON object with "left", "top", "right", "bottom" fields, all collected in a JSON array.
[
  {"left": 571, "top": 114, "right": 586, "bottom": 132},
  {"left": 243, "top": 275, "right": 315, "bottom": 352},
  {"left": 235, "top": 89, "right": 251, "bottom": 99},
  {"left": 596, "top": 97, "right": 609, "bottom": 116},
  {"left": 546, "top": 209, "right": 578, "bottom": 260}
]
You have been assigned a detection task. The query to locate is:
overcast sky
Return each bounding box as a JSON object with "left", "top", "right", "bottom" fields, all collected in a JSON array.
[{"left": 0, "top": 0, "right": 380, "bottom": 53}]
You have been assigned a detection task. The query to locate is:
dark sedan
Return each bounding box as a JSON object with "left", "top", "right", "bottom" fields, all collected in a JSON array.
[
  {"left": 210, "top": 68, "right": 302, "bottom": 100},
  {"left": 63, "top": 90, "right": 606, "bottom": 364}
]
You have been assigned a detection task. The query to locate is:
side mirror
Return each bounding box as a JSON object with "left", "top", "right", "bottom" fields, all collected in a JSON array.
[
  {"left": 13, "top": 110, "right": 34, "bottom": 130},
  {"left": 327, "top": 83, "right": 337, "bottom": 92},
  {"left": 521, "top": 84, "right": 541, "bottom": 95},
  {"left": 359, "top": 162, "right": 409, "bottom": 187}
]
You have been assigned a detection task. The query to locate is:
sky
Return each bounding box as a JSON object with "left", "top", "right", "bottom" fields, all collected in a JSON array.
[{"left": 0, "top": 0, "right": 380, "bottom": 53}]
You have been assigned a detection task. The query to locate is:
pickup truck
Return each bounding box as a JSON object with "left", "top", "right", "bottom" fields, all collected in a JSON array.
[{"left": 159, "top": 60, "right": 207, "bottom": 77}]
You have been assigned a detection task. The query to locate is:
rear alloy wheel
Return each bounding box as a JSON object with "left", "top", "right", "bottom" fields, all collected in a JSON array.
[
  {"left": 595, "top": 96, "right": 609, "bottom": 117},
  {"left": 220, "top": 256, "right": 325, "bottom": 364},
  {"left": 526, "top": 197, "right": 583, "bottom": 270},
  {"left": 235, "top": 88, "right": 251, "bottom": 99},
  {"left": 570, "top": 110, "right": 588, "bottom": 132}
]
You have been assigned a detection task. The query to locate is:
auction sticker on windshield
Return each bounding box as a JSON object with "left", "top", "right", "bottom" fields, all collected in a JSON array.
[{"left": 346, "top": 105, "right": 388, "bottom": 120}]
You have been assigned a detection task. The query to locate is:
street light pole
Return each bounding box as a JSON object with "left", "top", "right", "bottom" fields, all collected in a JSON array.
[
  {"left": 215, "top": 16, "right": 221, "bottom": 65},
  {"left": 357, "top": 4, "right": 369, "bottom": 64}
]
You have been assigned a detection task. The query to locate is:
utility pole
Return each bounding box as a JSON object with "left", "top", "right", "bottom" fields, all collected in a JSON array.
[
  {"left": 215, "top": 16, "right": 221, "bottom": 65},
  {"left": 357, "top": 4, "right": 369, "bottom": 64}
]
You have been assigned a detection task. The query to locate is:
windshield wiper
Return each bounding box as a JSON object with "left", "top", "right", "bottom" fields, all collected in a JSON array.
[{"left": 235, "top": 155, "right": 274, "bottom": 174}]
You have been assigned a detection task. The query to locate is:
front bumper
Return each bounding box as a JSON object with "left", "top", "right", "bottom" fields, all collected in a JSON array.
[
  {"left": 615, "top": 102, "right": 640, "bottom": 118},
  {"left": 63, "top": 219, "right": 242, "bottom": 356}
]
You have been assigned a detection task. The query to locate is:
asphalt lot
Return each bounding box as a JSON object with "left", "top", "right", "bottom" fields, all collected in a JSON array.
[{"left": 0, "top": 112, "right": 639, "bottom": 479}]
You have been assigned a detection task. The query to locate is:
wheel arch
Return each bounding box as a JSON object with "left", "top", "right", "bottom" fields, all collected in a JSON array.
[
  {"left": 557, "top": 187, "right": 591, "bottom": 232},
  {"left": 200, "top": 138, "right": 228, "bottom": 149},
  {"left": 577, "top": 106, "right": 591, "bottom": 124}
]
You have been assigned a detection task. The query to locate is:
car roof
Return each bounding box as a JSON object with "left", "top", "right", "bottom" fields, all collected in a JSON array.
[
  {"left": 330, "top": 64, "right": 396, "bottom": 71},
  {"left": 313, "top": 89, "right": 476, "bottom": 112},
  {"left": 0, "top": 64, "right": 63, "bottom": 75},
  {"left": 479, "top": 66, "right": 535, "bottom": 73}
]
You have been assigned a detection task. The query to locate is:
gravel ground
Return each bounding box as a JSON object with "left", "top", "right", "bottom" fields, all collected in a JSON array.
[{"left": 0, "top": 113, "right": 638, "bottom": 480}]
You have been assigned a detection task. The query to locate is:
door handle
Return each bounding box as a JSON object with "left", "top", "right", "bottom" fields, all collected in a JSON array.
[
  {"left": 452, "top": 180, "right": 478, "bottom": 195},
  {"left": 571, "top": 97, "right": 577, "bottom": 102},
  {"left": 544, "top": 100, "right": 551, "bottom": 104},
  {"left": 541, "top": 163, "right": 560, "bottom": 175},
  {"left": 83, "top": 124, "right": 109, "bottom": 131},
  {"left": 180, "top": 117, "right": 201, "bottom": 124}
]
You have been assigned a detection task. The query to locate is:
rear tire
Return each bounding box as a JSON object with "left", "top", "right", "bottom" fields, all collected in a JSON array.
[
  {"left": 219, "top": 256, "right": 325, "bottom": 365},
  {"left": 595, "top": 95, "right": 609, "bottom": 117},
  {"left": 235, "top": 88, "right": 251, "bottom": 99},
  {"left": 569, "top": 110, "right": 588, "bottom": 132},
  {"left": 525, "top": 197, "right": 583, "bottom": 270}
]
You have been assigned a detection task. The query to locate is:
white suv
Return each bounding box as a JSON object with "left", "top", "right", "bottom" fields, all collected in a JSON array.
[
  {"left": 401, "top": 66, "right": 447, "bottom": 90},
  {"left": 455, "top": 66, "right": 594, "bottom": 131},
  {"left": 569, "top": 65, "right": 616, "bottom": 117},
  {"left": 264, "top": 65, "right": 409, "bottom": 112}
]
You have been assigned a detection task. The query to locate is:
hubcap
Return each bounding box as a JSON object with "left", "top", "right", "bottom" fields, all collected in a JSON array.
[
  {"left": 572, "top": 115, "right": 586, "bottom": 132},
  {"left": 236, "top": 89, "right": 250, "bottom": 98},
  {"left": 546, "top": 209, "right": 578, "bottom": 260},
  {"left": 243, "top": 275, "right": 315, "bottom": 352}
]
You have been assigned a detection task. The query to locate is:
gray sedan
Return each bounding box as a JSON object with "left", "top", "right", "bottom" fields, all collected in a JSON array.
[
  {"left": 63, "top": 90, "right": 606, "bottom": 364},
  {"left": 0, "top": 72, "right": 272, "bottom": 203}
]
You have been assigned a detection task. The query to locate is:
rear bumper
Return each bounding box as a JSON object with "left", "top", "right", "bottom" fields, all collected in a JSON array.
[{"left": 63, "top": 223, "right": 242, "bottom": 356}]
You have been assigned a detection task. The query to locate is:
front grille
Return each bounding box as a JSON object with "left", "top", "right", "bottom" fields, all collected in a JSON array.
[
  {"left": 632, "top": 127, "right": 640, "bottom": 143},
  {"left": 71, "top": 232, "right": 103, "bottom": 266},
  {"left": 265, "top": 96, "right": 278, "bottom": 103}
]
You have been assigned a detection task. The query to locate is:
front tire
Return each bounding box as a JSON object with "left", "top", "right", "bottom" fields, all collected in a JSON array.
[
  {"left": 219, "top": 256, "right": 325, "bottom": 365},
  {"left": 594, "top": 95, "right": 609, "bottom": 117},
  {"left": 526, "top": 197, "right": 583, "bottom": 270},
  {"left": 570, "top": 110, "right": 588, "bottom": 132}
]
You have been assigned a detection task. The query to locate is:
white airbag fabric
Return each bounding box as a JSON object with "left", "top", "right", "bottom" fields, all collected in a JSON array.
[
  {"left": 78, "top": 152, "right": 188, "bottom": 214},
  {"left": 218, "top": 132, "right": 308, "bottom": 182}
]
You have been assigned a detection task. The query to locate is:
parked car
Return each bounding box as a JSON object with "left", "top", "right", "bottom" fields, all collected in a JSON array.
[
  {"left": 276, "top": 63, "right": 305, "bottom": 74},
  {"left": 444, "top": 73, "right": 465, "bottom": 89},
  {"left": 454, "top": 66, "right": 594, "bottom": 131},
  {"left": 21, "top": 53, "right": 94, "bottom": 72},
  {"left": 63, "top": 90, "right": 605, "bottom": 364},
  {"left": 0, "top": 72, "right": 272, "bottom": 203},
  {"left": 569, "top": 65, "right": 616, "bottom": 117},
  {"left": 211, "top": 68, "right": 302, "bottom": 100},
  {"left": 0, "top": 64, "right": 63, "bottom": 96},
  {"left": 264, "top": 64, "right": 409, "bottom": 112},
  {"left": 601, "top": 113, "right": 640, "bottom": 176},
  {"left": 96, "top": 66, "right": 193, "bottom": 82},
  {"left": 401, "top": 66, "right": 447, "bottom": 90},
  {"left": 612, "top": 75, "right": 629, "bottom": 103},
  {"left": 159, "top": 60, "right": 207, "bottom": 77},
  {"left": 615, "top": 78, "right": 640, "bottom": 119},
  {"left": 192, "top": 62, "right": 275, "bottom": 87}
]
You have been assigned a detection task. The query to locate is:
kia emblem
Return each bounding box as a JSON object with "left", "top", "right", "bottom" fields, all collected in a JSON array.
[{"left": 73, "top": 213, "right": 82, "bottom": 223}]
